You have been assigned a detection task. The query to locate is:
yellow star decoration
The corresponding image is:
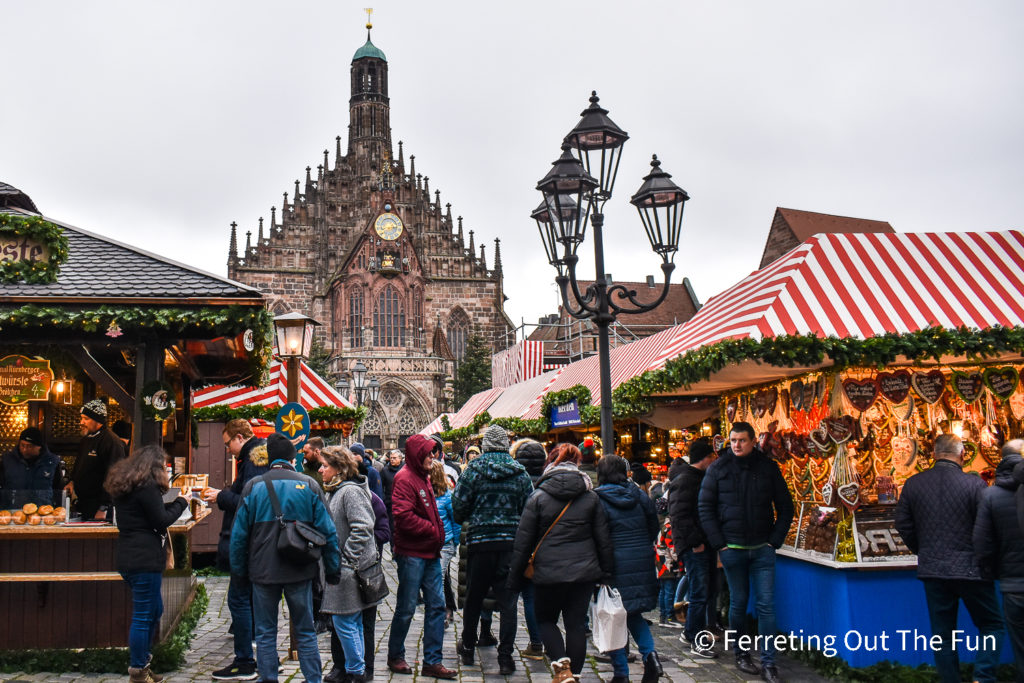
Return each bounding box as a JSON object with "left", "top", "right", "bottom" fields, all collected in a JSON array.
[{"left": 280, "top": 409, "right": 305, "bottom": 437}]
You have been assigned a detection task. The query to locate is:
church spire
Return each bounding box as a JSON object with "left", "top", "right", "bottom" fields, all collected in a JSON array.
[
  {"left": 245, "top": 229, "right": 252, "bottom": 254},
  {"left": 228, "top": 221, "right": 238, "bottom": 264},
  {"left": 270, "top": 206, "right": 277, "bottom": 231},
  {"left": 397, "top": 140, "right": 404, "bottom": 172},
  {"left": 336, "top": 136, "right": 343, "bottom": 167},
  {"left": 349, "top": 9, "right": 390, "bottom": 154},
  {"left": 410, "top": 155, "right": 416, "bottom": 183},
  {"left": 479, "top": 243, "right": 487, "bottom": 271},
  {"left": 493, "top": 238, "right": 502, "bottom": 274},
  {"left": 294, "top": 180, "right": 300, "bottom": 203},
  {"left": 323, "top": 149, "right": 329, "bottom": 173},
  {"left": 457, "top": 216, "right": 464, "bottom": 244},
  {"left": 258, "top": 217, "right": 264, "bottom": 244},
  {"left": 468, "top": 229, "right": 475, "bottom": 258}
]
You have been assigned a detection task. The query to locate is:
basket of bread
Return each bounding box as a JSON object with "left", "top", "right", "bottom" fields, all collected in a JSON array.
[{"left": 0, "top": 503, "right": 66, "bottom": 525}]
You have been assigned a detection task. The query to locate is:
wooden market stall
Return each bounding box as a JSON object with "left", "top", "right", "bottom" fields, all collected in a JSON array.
[
  {"left": 0, "top": 187, "right": 269, "bottom": 650},
  {"left": 614, "top": 229, "right": 1024, "bottom": 666}
]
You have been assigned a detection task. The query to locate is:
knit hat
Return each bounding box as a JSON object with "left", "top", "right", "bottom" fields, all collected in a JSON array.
[
  {"left": 579, "top": 436, "right": 597, "bottom": 464},
  {"left": 481, "top": 425, "right": 510, "bottom": 453},
  {"left": 350, "top": 442, "right": 366, "bottom": 458},
  {"left": 18, "top": 427, "right": 44, "bottom": 447},
  {"left": 110, "top": 420, "right": 132, "bottom": 441},
  {"left": 429, "top": 433, "right": 445, "bottom": 452},
  {"left": 630, "top": 461, "right": 652, "bottom": 486},
  {"left": 81, "top": 399, "right": 107, "bottom": 424},
  {"left": 688, "top": 437, "right": 715, "bottom": 464},
  {"left": 266, "top": 433, "right": 296, "bottom": 462}
]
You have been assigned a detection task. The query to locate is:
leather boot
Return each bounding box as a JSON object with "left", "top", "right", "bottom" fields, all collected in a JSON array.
[
  {"left": 128, "top": 667, "right": 154, "bottom": 683},
  {"left": 641, "top": 651, "right": 663, "bottom": 683}
]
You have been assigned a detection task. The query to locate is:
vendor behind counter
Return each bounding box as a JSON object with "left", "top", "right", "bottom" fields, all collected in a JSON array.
[{"left": 0, "top": 427, "right": 65, "bottom": 508}]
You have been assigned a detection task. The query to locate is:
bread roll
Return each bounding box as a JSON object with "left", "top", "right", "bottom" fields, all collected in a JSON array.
[
  {"left": 13, "top": 511, "right": 27, "bottom": 524},
  {"left": 43, "top": 515, "right": 58, "bottom": 526},
  {"left": 0, "top": 510, "right": 11, "bottom": 525},
  {"left": 27, "top": 514, "right": 42, "bottom": 526},
  {"left": 52, "top": 507, "right": 66, "bottom": 519},
  {"left": 38, "top": 505, "right": 54, "bottom": 516},
  {"left": 22, "top": 503, "right": 37, "bottom": 515}
]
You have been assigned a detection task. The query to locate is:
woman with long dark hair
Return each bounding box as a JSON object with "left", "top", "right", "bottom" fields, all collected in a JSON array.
[
  {"left": 104, "top": 445, "right": 189, "bottom": 683},
  {"left": 319, "top": 445, "right": 384, "bottom": 683},
  {"left": 595, "top": 455, "right": 663, "bottom": 683},
  {"left": 509, "top": 443, "right": 613, "bottom": 683}
]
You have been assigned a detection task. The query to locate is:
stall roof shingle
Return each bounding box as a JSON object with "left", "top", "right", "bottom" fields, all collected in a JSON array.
[{"left": 0, "top": 213, "right": 262, "bottom": 301}]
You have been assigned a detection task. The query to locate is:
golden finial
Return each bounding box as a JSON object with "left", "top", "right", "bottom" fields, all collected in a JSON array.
[{"left": 364, "top": 7, "right": 373, "bottom": 30}]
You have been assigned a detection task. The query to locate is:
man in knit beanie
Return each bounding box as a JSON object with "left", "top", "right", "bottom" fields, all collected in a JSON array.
[
  {"left": 451, "top": 425, "right": 533, "bottom": 675},
  {"left": 66, "top": 399, "right": 126, "bottom": 519}
]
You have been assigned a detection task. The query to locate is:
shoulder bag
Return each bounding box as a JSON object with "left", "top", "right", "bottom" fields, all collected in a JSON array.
[
  {"left": 524, "top": 500, "right": 572, "bottom": 579},
  {"left": 263, "top": 474, "right": 327, "bottom": 565},
  {"left": 353, "top": 486, "right": 389, "bottom": 602}
]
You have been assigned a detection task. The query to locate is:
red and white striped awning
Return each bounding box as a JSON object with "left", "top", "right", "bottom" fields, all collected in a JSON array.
[
  {"left": 193, "top": 359, "right": 353, "bottom": 409},
  {"left": 486, "top": 368, "right": 564, "bottom": 419},
  {"left": 491, "top": 340, "right": 545, "bottom": 389},
  {"left": 649, "top": 230, "right": 1024, "bottom": 372},
  {"left": 417, "top": 413, "right": 454, "bottom": 436},
  {"left": 448, "top": 387, "right": 504, "bottom": 429}
]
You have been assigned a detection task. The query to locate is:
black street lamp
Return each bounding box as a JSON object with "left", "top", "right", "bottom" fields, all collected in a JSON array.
[
  {"left": 533, "top": 91, "right": 690, "bottom": 453},
  {"left": 335, "top": 361, "right": 380, "bottom": 442}
]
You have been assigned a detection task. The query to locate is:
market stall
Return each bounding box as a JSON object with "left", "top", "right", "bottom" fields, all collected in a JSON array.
[
  {"left": 0, "top": 191, "right": 269, "bottom": 650},
  {"left": 614, "top": 229, "right": 1024, "bottom": 666}
]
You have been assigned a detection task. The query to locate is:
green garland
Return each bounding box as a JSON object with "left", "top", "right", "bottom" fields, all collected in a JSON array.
[
  {"left": 613, "top": 325, "right": 1024, "bottom": 416},
  {"left": 0, "top": 304, "right": 273, "bottom": 383},
  {"left": 192, "top": 404, "right": 364, "bottom": 428},
  {"left": 0, "top": 214, "right": 69, "bottom": 284}
]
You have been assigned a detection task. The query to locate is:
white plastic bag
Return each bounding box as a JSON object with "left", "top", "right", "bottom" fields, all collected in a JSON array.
[{"left": 591, "top": 585, "right": 627, "bottom": 653}]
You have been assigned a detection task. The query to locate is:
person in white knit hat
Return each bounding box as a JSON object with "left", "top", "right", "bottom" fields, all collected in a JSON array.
[{"left": 65, "top": 398, "right": 126, "bottom": 519}]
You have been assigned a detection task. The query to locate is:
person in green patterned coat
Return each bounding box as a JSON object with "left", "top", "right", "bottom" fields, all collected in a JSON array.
[{"left": 451, "top": 425, "right": 533, "bottom": 675}]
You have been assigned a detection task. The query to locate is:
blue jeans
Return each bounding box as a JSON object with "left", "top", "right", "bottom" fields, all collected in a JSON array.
[
  {"left": 609, "top": 611, "right": 655, "bottom": 676},
  {"left": 227, "top": 573, "right": 255, "bottom": 664},
  {"left": 120, "top": 570, "right": 163, "bottom": 668},
  {"left": 921, "top": 579, "right": 1004, "bottom": 683},
  {"left": 658, "top": 577, "right": 679, "bottom": 619},
  {"left": 683, "top": 548, "right": 710, "bottom": 642},
  {"left": 521, "top": 580, "right": 542, "bottom": 644},
  {"left": 719, "top": 545, "right": 778, "bottom": 665},
  {"left": 252, "top": 580, "right": 321, "bottom": 682},
  {"left": 674, "top": 573, "right": 689, "bottom": 604},
  {"left": 388, "top": 554, "right": 446, "bottom": 666},
  {"left": 332, "top": 612, "right": 365, "bottom": 674}
]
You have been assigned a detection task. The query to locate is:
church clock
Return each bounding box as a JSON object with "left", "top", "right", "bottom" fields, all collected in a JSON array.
[{"left": 374, "top": 212, "right": 404, "bottom": 241}]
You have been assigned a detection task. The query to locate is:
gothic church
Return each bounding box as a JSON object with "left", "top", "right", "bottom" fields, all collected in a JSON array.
[{"left": 227, "top": 25, "right": 513, "bottom": 450}]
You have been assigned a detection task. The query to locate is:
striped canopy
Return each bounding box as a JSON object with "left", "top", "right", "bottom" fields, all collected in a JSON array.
[
  {"left": 193, "top": 359, "right": 353, "bottom": 409},
  {"left": 417, "top": 413, "right": 454, "bottom": 437}
]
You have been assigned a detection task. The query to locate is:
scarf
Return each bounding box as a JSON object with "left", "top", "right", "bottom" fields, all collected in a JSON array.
[{"left": 322, "top": 474, "right": 344, "bottom": 493}]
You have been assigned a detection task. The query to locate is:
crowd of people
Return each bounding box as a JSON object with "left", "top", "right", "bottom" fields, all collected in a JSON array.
[{"left": 90, "top": 415, "right": 1024, "bottom": 683}]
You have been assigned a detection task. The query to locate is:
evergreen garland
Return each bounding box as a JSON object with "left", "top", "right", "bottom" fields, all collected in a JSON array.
[{"left": 0, "top": 214, "right": 69, "bottom": 284}]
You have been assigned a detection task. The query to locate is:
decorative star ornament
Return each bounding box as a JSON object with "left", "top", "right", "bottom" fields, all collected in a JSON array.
[{"left": 280, "top": 409, "right": 305, "bottom": 437}]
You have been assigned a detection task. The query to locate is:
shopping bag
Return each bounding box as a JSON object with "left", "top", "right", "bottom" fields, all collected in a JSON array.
[{"left": 591, "top": 585, "right": 627, "bottom": 652}]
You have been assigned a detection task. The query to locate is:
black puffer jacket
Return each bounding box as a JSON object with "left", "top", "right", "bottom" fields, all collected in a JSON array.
[
  {"left": 511, "top": 439, "right": 546, "bottom": 486},
  {"left": 698, "top": 448, "right": 793, "bottom": 551},
  {"left": 113, "top": 483, "right": 189, "bottom": 573},
  {"left": 215, "top": 437, "right": 268, "bottom": 570},
  {"left": 595, "top": 482, "right": 659, "bottom": 613},
  {"left": 974, "top": 455, "right": 1024, "bottom": 591},
  {"left": 380, "top": 462, "right": 402, "bottom": 516},
  {"left": 508, "top": 464, "right": 612, "bottom": 590},
  {"left": 669, "top": 463, "right": 707, "bottom": 550},
  {"left": 895, "top": 459, "right": 987, "bottom": 580}
]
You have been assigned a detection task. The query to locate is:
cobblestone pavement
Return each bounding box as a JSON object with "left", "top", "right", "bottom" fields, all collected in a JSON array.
[{"left": 2, "top": 554, "right": 827, "bottom": 683}]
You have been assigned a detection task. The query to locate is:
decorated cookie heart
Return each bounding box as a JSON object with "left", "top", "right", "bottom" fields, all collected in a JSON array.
[
  {"left": 809, "top": 426, "right": 831, "bottom": 451},
  {"left": 892, "top": 435, "right": 918, "bottom": 473},
  {"left": 951, "top": 371, "right": 984, "bottom": 404},
  {"left": 824, "top": 416, "right": 855, "bottom": 444},
  {"left": 803, "top": 382, "right": 817, "bottom": 410},
  {"left": 912, "top": 370, "right": 946, "bottom": 404},
  {"left": 753, "top": 390, "right": 768, "bottom": 418},
  {"left": 766, "top": 387, "right": 779, "bottom": 417},
  {"left": 713, "top": 434, "right": 725, "bottom": 451},
  {"left": 790, "top": 381, "right": 804, "bottom": 411},
  {"left": 726, "top": 397, "right": 738, "bottom": 423},
  {"left": 739, "top": 393, "right": 749, "bottom": 419},
  {"left": 780, "top": 389, "right": 791, "bottom": 418},
  {"left": 1011, "top": 393, "right": 1024, "bottom": 421},
  {"left": 843, "top": 377, "right": 879, "bottom": 412},
  {"left": 822, "top": 482, "right": 835, "bottom": 507},
  {"left": 877, "top": 369, "right": 912, "bottom": 404},
  {"left": 837, "top": 482, "right": 860, "bottom": 511},
  {"left": 984, "top": 367, "right": 1019, "bottom": 401}
]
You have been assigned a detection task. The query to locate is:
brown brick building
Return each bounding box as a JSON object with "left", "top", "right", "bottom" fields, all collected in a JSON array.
[{"left": 227, "top": 28, "right": 512, "bottom": 449}]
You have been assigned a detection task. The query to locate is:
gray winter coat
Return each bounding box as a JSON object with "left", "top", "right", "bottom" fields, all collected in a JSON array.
[{"left": 321, "top": 476, "right": 383, "bottom": 615}]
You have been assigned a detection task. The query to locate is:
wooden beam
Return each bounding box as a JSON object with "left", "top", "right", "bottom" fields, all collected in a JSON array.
[
  {"left": 68, "top": 346, "right": 134, "bottom": 411},
  {"left": 134, "top": 342, "right": 165, "bottom": 447}
]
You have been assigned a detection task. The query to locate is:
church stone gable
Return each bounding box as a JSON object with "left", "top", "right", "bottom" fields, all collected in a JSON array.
[{"left": 224, "top": 26, "right": 512, "bottom": 448}]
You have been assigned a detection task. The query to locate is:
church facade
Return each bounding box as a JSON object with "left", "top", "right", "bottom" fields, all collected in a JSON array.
[{"left": 227, "top": 28, "right": 513, "bottom": 449}]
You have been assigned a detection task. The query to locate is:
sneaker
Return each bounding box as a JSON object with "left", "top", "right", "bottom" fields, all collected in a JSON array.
[
  {"left": 678, "top": 633, "right": 692, "bottom": 647},
  {"left": 212, "top": 661, "right": 259, "bottom": 680},
  {"left": 689, "top": 644, "right": 718, "bottom": 659},
  {"left": 659, "top": 617, "right": 682, "bottom": 629},
  {"left": 522, "top": 642, "right": 545, "bottom": 660}
]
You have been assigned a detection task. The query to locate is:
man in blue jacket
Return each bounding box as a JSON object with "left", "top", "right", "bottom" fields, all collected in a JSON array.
[{"left": 231, "top": 433, "right": 340, "bottom": 683}]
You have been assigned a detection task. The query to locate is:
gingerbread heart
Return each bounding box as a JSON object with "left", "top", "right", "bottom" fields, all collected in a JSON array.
[
  {"left": 837, "top": 482, "right": 860, "bottom": 511},
  {"left": 824, "top": 416, "right": 855, "bottom": 444},
  {"left": 766, "top": 387, "right": 779, "bottom": 417},
  {"left": 739, "top": 393, "right": 749, "bottom": 419},
  {"left": 803, "top": 382, "right": 817, "bottom": 410},
  {"left": 790, "top": 381, "right": 804, "bottom": 410},
  {"left": 1011, "top": 393, "right": 1024, "bottom": 421},
  {"left": 809, "top": 426, "right": 831, "bottom": 451},
  {"left": 892, "top": 435, "right": 918, "bottom": 473},
  {"left": 912, "top": 370, "right": 946, "bottom": 404},
  {"left": 713, "top": 434, "right": 725, "bottom": 451},
  {"left": 822, "top": 482, "right": 836, "bottom": 507},
  {"left": 780, "top": 388, "right": 791, "bottom": 418},
  {"left": 843, "top": 377, "right": 879, "bottom": 412},
  {"left": 753, "top": 390, "right": 768, "bottom": 418},
  {"left": 984, "top": 367, "right": 1019, "bottom": 400},
  {"left": 877, "top": 369, "right": 912, "bottom": 404},
  {"left": 951, "top": 371, "right": 984, "bottom": 404},
  {"left": 726, "top": 397, "right": 738, "bottom": 423}
]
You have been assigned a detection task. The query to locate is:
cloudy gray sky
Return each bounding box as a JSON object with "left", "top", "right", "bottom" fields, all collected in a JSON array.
[{"left": 4, "top": 1, "right": 1023, "bottom": 336}]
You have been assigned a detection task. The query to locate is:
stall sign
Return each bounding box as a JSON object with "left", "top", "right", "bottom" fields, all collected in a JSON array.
[
  {"left": 550, "top": 399, "right": 582, "bottom": 428},
  {"left": 275, "top": 402, "right": 310, "bottom": 450},
  {"left": 853, "top": 505, "right": 915, "bottom": 563},
  {"left": 0, "top": 235, "right": 50, "bottom": 265},
  {"left": 0, "top": 355, "right": 53, "bottom": 405}
]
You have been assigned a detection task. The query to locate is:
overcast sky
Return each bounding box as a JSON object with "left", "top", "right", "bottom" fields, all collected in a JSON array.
[{"left": 4, "top": 1, "right": 1023, "bottom": 337}]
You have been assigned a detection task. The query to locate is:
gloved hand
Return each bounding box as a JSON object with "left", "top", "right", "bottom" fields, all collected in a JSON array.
[{"left": 326, "top": 573, "right": 341, "bottom": 585}]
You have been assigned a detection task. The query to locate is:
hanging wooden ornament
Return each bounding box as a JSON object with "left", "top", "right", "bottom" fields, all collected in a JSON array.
[
  {"left": 843, "top": 377, "right": 879, "bottom": 412},
  {"left": 877, "top": 369, "right": 912, "bottom": 404},
  {"left": 912, "top": 370, "right": 946, "bottom": 404},
  {"left": 790, "top": 381, "right": 804, "bottom": 410}
]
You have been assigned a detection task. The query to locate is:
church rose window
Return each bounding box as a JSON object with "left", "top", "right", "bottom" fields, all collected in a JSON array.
[
  {"left": 349, "top": 289, "right": 363, "bottom": 348},
  {"left": 374, "top": 285, "right": 405, "bottom": 347}
]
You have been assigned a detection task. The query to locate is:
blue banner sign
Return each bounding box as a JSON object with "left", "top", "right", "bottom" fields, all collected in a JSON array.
[{"left": 550, "top": 399, "right": 582, "bottom": 428}]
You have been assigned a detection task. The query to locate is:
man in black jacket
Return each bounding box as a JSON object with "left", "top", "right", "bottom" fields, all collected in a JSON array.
[
  {"left": 896, "top": 433, "right": 1004, "bottom": 683},
  {"left": 0, "top": 427, "right": 64, "bottom": 508},
  {"left": 668, "top": 437, "right": 717, "bottom": 658},
  {"left": 67, "top": 399, "right": 126, "bottom": 520},
  {"left": 974, "top": 439, "right": 1024, "bottom": 676},
  {"left": 698, "top": 422, "right": 793, "bottom": 683}
]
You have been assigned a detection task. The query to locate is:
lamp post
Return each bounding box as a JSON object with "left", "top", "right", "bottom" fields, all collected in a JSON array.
[
  {"left": 273, "top": 311, "right": 320, "bottom": 403},
  {"left": 335, "top": 361, "right": 380, "bottom": 442},
  {"left": 534, "top": 92, "right": 690, "bottom": 454}
]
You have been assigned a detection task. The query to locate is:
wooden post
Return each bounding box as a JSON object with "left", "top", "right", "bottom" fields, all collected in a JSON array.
[{"left": 133, "top": 342, "right": 165, "bottom": 447}]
